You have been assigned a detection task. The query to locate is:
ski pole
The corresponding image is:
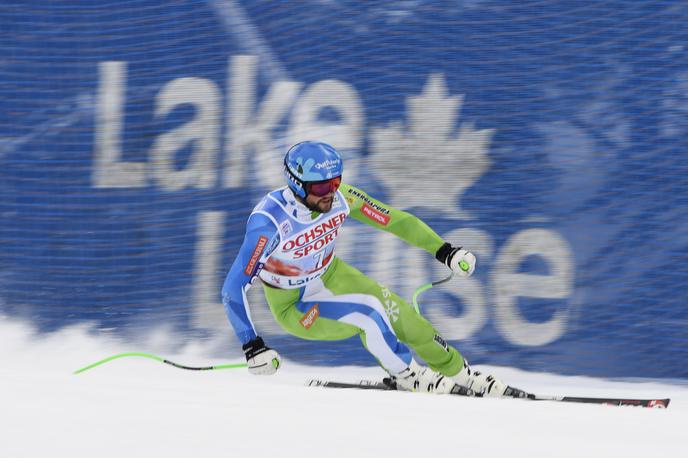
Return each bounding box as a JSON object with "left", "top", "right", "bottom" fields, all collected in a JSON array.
[
  {"left": 412, "top": 270, "right": 454, "bottom": 314},
  {"left": 73, "top": 352, "right": 247, "bottom": 375},
  {"left": 76, "top": 276, "right": 453, "bottom": 374}
]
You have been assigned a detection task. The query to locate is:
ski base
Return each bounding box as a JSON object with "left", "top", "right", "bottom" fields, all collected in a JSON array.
[{"left": 307, "top": 379, "right": 670, "bottom": 409}]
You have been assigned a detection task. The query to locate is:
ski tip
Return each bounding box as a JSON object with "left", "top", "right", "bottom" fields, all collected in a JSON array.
[
  {"left": 542, "top": 395, "right": 672, "bottom": 409},
  {"left": 615, "top": 398, "right": 671, "bottom": 409},
  {"left": 651, "top": 398, "right": 671, "bottom": 409}
]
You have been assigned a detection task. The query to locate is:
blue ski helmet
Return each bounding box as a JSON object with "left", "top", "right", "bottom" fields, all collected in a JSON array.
[{"left": 283, "top": 141, "right": 343, "bottom": 198}]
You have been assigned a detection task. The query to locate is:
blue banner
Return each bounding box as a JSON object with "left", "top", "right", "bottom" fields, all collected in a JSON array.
[{"left": 1, "top": 1, "right": 687, "bottom": 379}]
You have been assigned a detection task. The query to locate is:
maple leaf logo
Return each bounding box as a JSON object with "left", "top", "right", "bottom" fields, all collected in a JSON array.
[{"left": 369, "top": 74, "right": 494, "bottom": 219}]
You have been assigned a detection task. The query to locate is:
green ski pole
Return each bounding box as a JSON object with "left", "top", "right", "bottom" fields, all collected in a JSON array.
[
  {"left": 76, "top": 273, "right": 457, "bottom": 374},
  {"left": 412, "top": 271, "right": 455, "bottom": 314},
  {"left": 74, "top": 352, "right": 247, "bottom": 375}
]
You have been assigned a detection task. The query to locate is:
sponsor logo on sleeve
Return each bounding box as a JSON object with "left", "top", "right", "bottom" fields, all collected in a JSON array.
[
  {"left": 300, "top": 303, "right": 320, "bottom": 329},
  {"left": 433, "top": 334, "right": 449, "bottom": 352},
  {"left": 266, "top": 234, "right": 280, "bottom": 255},
  {"left": 361, "top": 203, "right": 390, "bottom": 226},
  {"left": 347, "top": 188, "right": 390, "bottom": 211},
  {"left": 280, "top": 220, "right": 293, "bottom": 236},
  {"left": 244, "top": 236, "right": 268, "bottom": 275}
]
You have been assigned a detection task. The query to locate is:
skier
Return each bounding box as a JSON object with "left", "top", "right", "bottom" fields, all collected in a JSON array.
[{"left": 222, "top": 141, "right": 523, "bottom": 396}]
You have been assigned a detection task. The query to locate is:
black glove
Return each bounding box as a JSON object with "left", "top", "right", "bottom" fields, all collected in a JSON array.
[
  {"left": 242, "top": 336, "right": 281, "bottom": 375},
  {"left": 435, "top": 242, "right": 457, "bottom": 265}
]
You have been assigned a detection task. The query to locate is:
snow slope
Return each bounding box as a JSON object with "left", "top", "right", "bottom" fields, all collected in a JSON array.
[{"left": 1, "top": 317, "right": 685, "bottom": 458}]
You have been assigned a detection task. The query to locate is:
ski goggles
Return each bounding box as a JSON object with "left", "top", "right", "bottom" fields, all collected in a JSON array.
[{"left": 306, "top": 176, "right": 342, "bottom": 197}]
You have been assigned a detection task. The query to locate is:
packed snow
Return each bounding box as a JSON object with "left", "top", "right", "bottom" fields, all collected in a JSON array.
[{"left": 1, "top": 316, "right": 685, "bottom": 458}]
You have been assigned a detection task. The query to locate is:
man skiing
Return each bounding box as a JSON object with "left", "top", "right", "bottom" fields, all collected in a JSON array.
[{"left": 222, "top": 141, "right": 523, "bottom": 396}]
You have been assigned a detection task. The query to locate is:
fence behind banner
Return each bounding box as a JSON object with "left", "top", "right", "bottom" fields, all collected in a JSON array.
[{"left": 1, "top": 1, "right": 687, "bottom": 379}]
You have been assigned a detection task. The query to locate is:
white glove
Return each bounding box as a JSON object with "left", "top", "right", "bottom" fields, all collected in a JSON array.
[
  {"left": 436, "top": 243, "right": 476, "bottom": 277},
  {"left": 242, "top": 337, "right": 281, "bottom": 375}
]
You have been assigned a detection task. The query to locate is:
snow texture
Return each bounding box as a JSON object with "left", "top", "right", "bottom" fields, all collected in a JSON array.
[{"left": 1, "top": 317, "right": 686, "bottom": 458}]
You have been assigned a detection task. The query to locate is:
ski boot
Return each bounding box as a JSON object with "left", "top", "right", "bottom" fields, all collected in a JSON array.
[
  {"left": 453, "top": 360, "right": 529, "bottom": 399},
  {"left": 391, "top": 359, "right": 460, "bottom": 394}
]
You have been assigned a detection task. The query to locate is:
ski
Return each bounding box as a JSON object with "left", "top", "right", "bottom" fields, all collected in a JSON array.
[
  {"left": 307, "top": 379, "right": 671, "bottom": 409},
  {"left": 529, "top": 394, "right": 670, "bottom": 408},
  {"left": 308, "top": 379, "right": 395, "bottom": 390}
]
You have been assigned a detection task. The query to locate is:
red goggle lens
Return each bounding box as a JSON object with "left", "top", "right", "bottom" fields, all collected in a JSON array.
[{"left": 307, "top": 176, "right": 342, "bottom": 197}]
